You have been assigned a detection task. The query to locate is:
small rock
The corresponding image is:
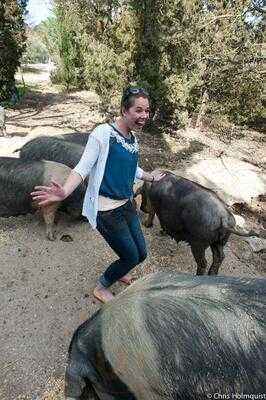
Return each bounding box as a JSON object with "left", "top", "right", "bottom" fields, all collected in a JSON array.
[
  {"left": 60, "top": 234, "right": 73, "bottom": 242},
  {"left": 244, "top": 237, "right": 266, "bottom": 253},
  {"left": 233, "top": 213, "right": 246, "bottom": 228}
]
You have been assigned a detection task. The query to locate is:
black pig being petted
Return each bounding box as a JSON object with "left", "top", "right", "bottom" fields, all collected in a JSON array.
[
  {"left": 65, "top": 272, "right": 266, "bottom": 400},
  {"left": 0, "top": 157, "right": 86, "bottom": 240},
  {"left": 135, "top": 171, "right": 258, "bottom": 275}
]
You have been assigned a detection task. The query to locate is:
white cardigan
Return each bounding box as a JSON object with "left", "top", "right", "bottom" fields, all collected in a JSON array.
[{"left": 74, "top": 123, "right": 144, "bottom": 228}]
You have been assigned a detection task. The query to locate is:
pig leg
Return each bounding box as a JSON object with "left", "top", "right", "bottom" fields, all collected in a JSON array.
[
  {"left": 65, "top": 368, "right": 86, "bottom": 399},
  {"left": 208, "top": 243, "right": 225, "bottom": 275},
  {"left": 41, "top": 202, "right": 60, "bottom": 241},
  {"left": 191, "top": 243, "right": 208, "bottom": 275},
  {"left": 131, "top": 198, "right": 137, "bottom": 209},
  {"left": 3, "top": 125, "right": 7, "bottom": 137}
]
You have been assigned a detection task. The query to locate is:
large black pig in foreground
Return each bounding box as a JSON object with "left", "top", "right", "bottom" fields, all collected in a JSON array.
[
  {"left": 0, "top": 157, "right": 86, "bottom": 240},
  {"left": 65, "top": 272, "right": 266, "bottom": 400},
  {"left": 135, "top": 172, "right": 258, "bottom": 275},
  {"left": 15, "top": 136, "right": 85, "bottom": 169}
]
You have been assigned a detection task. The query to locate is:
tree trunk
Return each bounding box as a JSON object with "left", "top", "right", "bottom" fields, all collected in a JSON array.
[{"left": 196, "top": 89, "right": 209, "bottom": 129}]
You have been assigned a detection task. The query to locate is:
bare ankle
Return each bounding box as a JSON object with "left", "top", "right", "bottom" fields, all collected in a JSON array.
[{"left": 93, "top": 286, "right": 114, "bottom": 303}]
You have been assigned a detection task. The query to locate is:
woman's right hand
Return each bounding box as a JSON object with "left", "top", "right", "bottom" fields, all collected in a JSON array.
[{"left": 31, "top": 181, "right": 66, "bottom": 206}]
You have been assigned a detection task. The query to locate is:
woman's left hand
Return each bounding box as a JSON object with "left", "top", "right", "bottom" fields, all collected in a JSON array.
[{"left": 152, "top": 172, "right": 166, "bottom": 182}]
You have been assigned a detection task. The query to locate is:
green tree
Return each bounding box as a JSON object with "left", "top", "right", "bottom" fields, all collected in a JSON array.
[
  {"left": 129, "top": 0, "right": 264, "bottom": 126},
  {"left": 22, "top": 26, "right": 49, "bottom": 63},
  {"left": 39, "top": 2, "right": 84, "bottom": 88},
  {"left": 43, "top": 1, "right": 131, "bottom": 105},
  {"left": 0, "top": 0, "right": 28, "bottom": 102},
  {"left": 129, "top": 0, "right": 165, "bottom": 115},
  {"left": 41, "top": 0, "right": 264, "bottom": 126}
]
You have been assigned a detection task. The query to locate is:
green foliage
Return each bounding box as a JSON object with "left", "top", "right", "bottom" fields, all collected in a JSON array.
[
  {"left": 42, "top": 0, "right": 264, "bottom": 127},
  {"left": 0, "top": 0, "right": 28, "bottom": 102},
  {"left": 206, "top": 60, "right": 264, "bottom": 124},
  {"left": 138, "top": 0, "right": 263, "bottom": 127},
  {"left": 40, "top": 4, "right": 83, "bottom": 88},
  {"left": 22, "top": 28, "right": 49, "bottom": 63},
  {"left": 82, "top": 39, "right": 127, "bottom": 104}
]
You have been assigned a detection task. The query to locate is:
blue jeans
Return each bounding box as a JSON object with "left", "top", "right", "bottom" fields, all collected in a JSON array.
[{"left": 96, "top": 200, "right": 147, "bottom": 288}]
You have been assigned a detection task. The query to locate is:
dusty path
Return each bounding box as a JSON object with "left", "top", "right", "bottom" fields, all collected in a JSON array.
[{"left": 0, "top": 65, "right": 265, "bottom": 399}]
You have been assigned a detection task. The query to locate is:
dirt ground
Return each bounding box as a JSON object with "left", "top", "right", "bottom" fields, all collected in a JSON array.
[{"left": 0, "top": 65, "right": 265, "bottom": 400}]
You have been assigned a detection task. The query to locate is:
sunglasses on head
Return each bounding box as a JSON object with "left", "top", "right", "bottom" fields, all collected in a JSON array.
[{"left": 123, "top": 87, "right": 149, "bottom": 99}]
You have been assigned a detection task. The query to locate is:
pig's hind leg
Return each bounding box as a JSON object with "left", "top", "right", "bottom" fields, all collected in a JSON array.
[
  {"left": 41, "top": 202, "right": 60, "bottom": 240},
  {"left": 191, "top": 242, "right": 208, "bottom": 275},
  {"left": 208, "top": 243, "right": 225, "bottom": 275}
]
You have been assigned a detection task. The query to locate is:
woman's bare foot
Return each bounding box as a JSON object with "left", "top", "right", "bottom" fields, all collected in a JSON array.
[
  {"left": 93, "top": 285, "right": 114, "bottom": 304},
  {"left": 119, "top": 274, "right": 134, "bottom": 285}
]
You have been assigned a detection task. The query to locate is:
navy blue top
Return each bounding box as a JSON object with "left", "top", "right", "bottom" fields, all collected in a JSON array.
[{"left": 99, "top": 125, "right": 138, "bottom": 200}]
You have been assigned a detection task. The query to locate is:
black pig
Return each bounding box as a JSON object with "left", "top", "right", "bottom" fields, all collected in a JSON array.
[
  {"left": 15, "top": 136, "right": 85, "bottom": 169},
  {"left": 0, "top": 157, "right": 86, "bottom": 240},
  {"left": 135, "top": 172, "right": 258, "bottom": 275},
  {"left": 65, "top": 272, "right": 266, "bottom": 399}
]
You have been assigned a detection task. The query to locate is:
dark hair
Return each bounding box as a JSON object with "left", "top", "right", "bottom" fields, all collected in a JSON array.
[{"left": 121, "top": 86, "right": 149, "bottom": 112}]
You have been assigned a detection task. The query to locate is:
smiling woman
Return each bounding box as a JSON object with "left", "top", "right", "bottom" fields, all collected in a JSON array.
[{"left": 31, "top": 86, "right": 165, "bottom": 303}]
